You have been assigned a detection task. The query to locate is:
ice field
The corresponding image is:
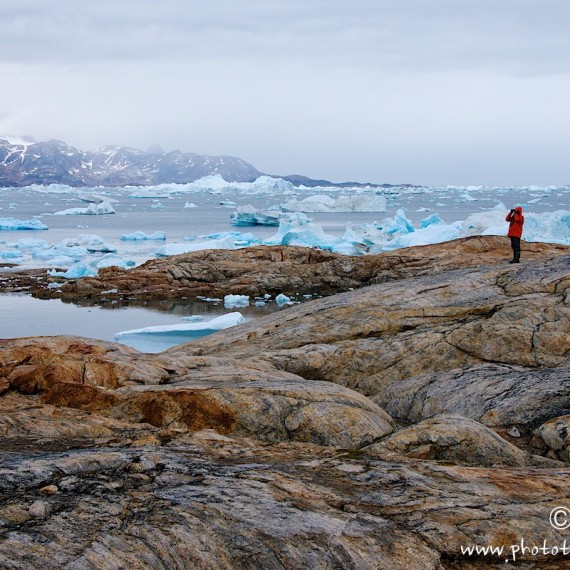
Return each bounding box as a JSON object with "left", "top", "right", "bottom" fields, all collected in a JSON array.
[{"left": 1, "top": 176, "right": 569, "bottom": 351}]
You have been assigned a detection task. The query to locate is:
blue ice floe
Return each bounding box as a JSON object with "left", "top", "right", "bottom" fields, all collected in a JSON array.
[
  {"left": 120, "top": 231, "right": 166, "bottom": 241},
  {"left": 0, "top": 217, "right": 48, "bottom": 230},
  {"left": 114, "top": 312, "right": 245, "bottom": 353},
  {"left": 49, "top": 253, "right": 136, "bottom": 278}
]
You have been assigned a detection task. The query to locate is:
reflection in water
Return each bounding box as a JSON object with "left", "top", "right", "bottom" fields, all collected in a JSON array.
[{"left": 0, "top": 293, "right": 315, "bottom": 353}]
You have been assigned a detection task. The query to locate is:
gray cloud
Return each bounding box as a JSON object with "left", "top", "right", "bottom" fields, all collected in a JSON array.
[{"left": 1, "top": 1, "right": 569, "bottom": 185}]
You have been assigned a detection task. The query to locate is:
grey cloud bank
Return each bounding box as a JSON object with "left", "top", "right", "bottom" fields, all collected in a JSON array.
[{"left": 1, "top": 0, "right": 569, "bottom": 186}]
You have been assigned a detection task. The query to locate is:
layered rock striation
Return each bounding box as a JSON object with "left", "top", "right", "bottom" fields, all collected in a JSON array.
[{"left": 1, "top": 239, "right": 570, "bottom": 568}]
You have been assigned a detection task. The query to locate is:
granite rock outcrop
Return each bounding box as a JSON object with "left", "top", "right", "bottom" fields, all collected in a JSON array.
[{"left": 1, "top": 242, "right": 570, "bottom": 568}]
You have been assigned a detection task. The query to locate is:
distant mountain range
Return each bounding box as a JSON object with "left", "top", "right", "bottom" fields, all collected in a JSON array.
[{"left": 0, "top": 137, "right": 409, "bottom": 188}]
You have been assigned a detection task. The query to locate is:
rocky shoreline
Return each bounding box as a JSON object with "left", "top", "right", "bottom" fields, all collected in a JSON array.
[{"left": 1, "top": 236, "right": 570, "bottom": 568}]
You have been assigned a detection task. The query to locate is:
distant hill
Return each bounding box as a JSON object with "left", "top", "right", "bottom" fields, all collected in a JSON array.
[{"left": 0, "top": 137, "right": 409, "bottom": 188}]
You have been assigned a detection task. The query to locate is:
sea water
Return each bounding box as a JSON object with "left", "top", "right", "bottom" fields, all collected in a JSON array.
[{"left": 0, "top": 183, "right": 568, "bottom": 351}]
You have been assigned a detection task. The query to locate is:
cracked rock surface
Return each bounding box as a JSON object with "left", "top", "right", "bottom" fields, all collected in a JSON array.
[{"left": 1, "top": 241, "right": 570, "bottom": 568}]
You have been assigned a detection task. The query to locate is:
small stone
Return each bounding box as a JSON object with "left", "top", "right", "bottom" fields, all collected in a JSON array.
[
  {"left": 28, "top": 500, "right": 49, "bottom": 518},
  {"left": 0, "top": 376, "right": 9, "bottom": 395},
  {"left": 39, "top": 485, "right": 59, "bottom": 495},
  {"left": 507, "top": 426, "right": 521, "bottom": 438},
  {"left": 131, "top": 434, "right": 161, "bottom": 447}
]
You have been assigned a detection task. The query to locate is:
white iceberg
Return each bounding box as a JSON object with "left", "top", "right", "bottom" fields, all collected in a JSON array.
[
  {"left": 58, "top": 234, "right": 116, "bottom": 253},
  {"left": 79, "top": 193, "right": 118, "bottom": 204},
  {"left": 0, "top": 217, "right": 48, "bottom": 230},
  {"left": 52, "top": 201, "right": 116, "bottom": 216},
  {"left": 154, "top": 236, "right": 235, "bottom": 257},
  {"left": 282, "top": 194, "right": 386, "bottom": 213},
  {"left": 230, "top": 205, "right": 281, "bottom": 226},
  {"left": 275, "top": 293, "right": 293, "bottom": 305},
  {"left": 120, "top": 231, "right": 166, "bottom": 241},
  {"left": 198, "top": 231, "right": 260, "bottom": 247},
  {"left": 224, "top": 294, "right": 250, "bottom": 308},
  {"left": 114, "top": 312, "right": 245, "bottom": 352}
]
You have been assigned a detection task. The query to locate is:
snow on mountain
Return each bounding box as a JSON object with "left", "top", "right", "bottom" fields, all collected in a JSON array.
[{"left": 0, "top": 137, "right": 261, "bottom": 187}]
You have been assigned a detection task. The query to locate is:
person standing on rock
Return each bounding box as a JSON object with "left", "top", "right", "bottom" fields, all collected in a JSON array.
[{"left": 506, "top": 206, "right": 524, "bottom": 263}]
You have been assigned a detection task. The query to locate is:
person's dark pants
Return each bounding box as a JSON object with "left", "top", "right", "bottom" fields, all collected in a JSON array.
[{"left": 510, "top": 236, "right": 521, "bottom": 263}]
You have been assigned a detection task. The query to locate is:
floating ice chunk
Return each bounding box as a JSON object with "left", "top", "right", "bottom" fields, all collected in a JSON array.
[
  {"left": 120, "top": 231, "right": 166, "bottom": 241},
  {"left": 255, "top": 301, "right": 266, "bottom": 307},
  {"left": 79, "top": 193, "right": 118, "bottom": 204},
  {"left": 0, "top": 250, "right": 23, "bottom": 261},
  {"left": 282, "top": 194, "right": 386, "bottom": 213},
  {"left": 230, "top": 205, "right": 281, "bottom": 226},
  {"left": 224, "top": 294, "right": 250, "bottom": 308},
  {"left": 93, "top": 253, "right": 136, "bottom": 270},
  {"left": 275, "top": 293, "right": 292, "bottom": 305},
  {"left": 249, "top": 176, "right": 295, "bottom": 194},
  {"left": 48, "top": 253, "right": 135, "bottom": 278},
  {"left": 114, "top": 312, "right": 245, "bottom": 342},
  {"left": 461, "top": 204, "right": 507, "bottom": 236},
  {"left": 516, "top": 210, "right": 570, "bottom": 244},
  {"left": 281, "top": 195, "right": 335, "bottom": 212},
  {"left": 128, "top": 190, "right": 170, "bottom": 198},
  {"left": 59, "top": 234, "right": 116, "bottom": 253},
  {"left": 52, "top": 202, "right": 116, "bottom": 215},
  {"left": 382, "top": 221, "right": 462, "bottom": 250},
  {"left": 198, "top": 231, "right": 260, "bottom": 247},
  {"left": 33, "top": 254, "right": 78, "bottom": 266},
  {"left": 49, "top": 263, "right": 98, "bottom": 279},
  {"left": 386, "top": 209, "right": 415, "bottom": 235},
  {"left": 183, "top": 315, "right": 205, "bottom": 322},
  {"left": 154, "top": 236, "right": 235, "bottom": 257},
  {"left": 184, "top": 202, "right": 197, "bottom": 208},
  {"left": 0, "top": 217, "right": 48, "bottom": 230},
  {"left": 219, "top": 200, "right": 236, "bottom": 207},
  {"left": 420, "top": 213, "right": 443, "bottom": 228},
  {"left": 10, "top": 238, "right": 49, "bottom": 250}
]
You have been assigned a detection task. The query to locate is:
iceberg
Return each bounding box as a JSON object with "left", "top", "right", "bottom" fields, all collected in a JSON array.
[
  {"left": 282, "top": 194, "right": 386, "bottom": 213},
  {"left": 120, "top": 231, "right": 166, "bottom": 241},
  {"left": 197, "top": 231, "right": 259, "bottom": 247},
  {"left": 275, "top": 294, "right": 292, "bottom": 305},
  {"left": 114, "top": 312, "right": 245, "bottom": 352},
  {"left": 385, "top": 209, "right": 415, "bottom": 235},
  {"left": 79, "top": 193, "right": 118, "bottom": 204},
  {"left": 10, "top": 238, "right": 49, "bottom": 250},
  {"left": 420, "top": 213, "right": 443, "bottom": 228},
  {"left": 230, "top": 205, "right": 281, "bottom": 226},
  {"left": 0, "top": 250, "right": 23, "bottom": 261},
  {"left": 52, "top": 201, "right": 116, "bottom": 215},
  {"left": 0, "top": 217, "right": 48, "bottom": 230},
  {"left": 49, "top": 253, "right": 136, "bottom": 278},
  {"left": 224, "top": 294, "right": 250, "bottom": 308},
  {"left": 58, "top": 234, "right": 116, "bottom": 253},
  {"left": 154, "top": 236, "right": 235, "bottom": 257}
]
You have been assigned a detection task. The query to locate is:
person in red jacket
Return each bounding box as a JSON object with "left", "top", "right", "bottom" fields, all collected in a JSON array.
[{"left": 506, "top": 206, "right": 524, "bottom": 263}]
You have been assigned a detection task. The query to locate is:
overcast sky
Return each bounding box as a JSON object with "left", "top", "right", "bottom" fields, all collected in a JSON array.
[{"left": 1, "top": 1, "right": 569, "bottom": 186}]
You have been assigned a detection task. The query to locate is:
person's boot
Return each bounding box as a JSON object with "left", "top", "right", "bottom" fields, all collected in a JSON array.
[
  {"left": 509, "top": 251, "right": 517, "bottom": 264},
  {"left": 513, "top": 250, "right": 520, "bottom": 263}
]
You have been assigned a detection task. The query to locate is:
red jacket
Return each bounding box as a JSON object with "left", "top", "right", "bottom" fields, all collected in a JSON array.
[{"left": 506, "top": 207, "right": 524, "bottom": 238}]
